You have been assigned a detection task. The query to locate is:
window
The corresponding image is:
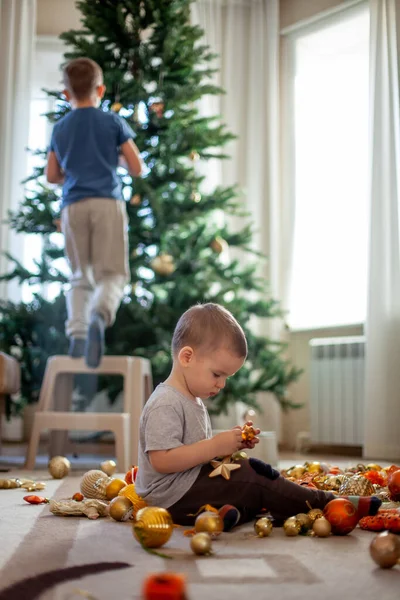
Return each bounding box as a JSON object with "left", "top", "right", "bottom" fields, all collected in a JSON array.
[
  {"left": 23, "top": 37, "right": 67, "bottom": 302},
  {"left": 284, "top": 4, "right": 370, "bottom": 330}
]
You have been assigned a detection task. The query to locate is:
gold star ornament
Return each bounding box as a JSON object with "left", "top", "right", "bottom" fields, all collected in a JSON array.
[{"left": 209, "top": 456, "right": 241, "bottom": 480}]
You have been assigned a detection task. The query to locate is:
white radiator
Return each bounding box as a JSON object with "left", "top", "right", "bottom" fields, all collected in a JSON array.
[{"left": 310, "top": 336, "right": 365, "bottom": 446}]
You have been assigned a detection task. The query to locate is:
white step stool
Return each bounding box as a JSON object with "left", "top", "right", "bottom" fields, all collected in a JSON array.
[
  {"left": 212, "top": 430, "right": 278, "bottom": 467},
  {"left": 25, "top": 355, "right": 152, "bottom": 472}
]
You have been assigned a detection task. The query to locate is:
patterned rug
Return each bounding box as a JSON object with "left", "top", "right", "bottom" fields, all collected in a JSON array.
[{"left": 0, "top": 470, "right": 399, "bottom": 600}]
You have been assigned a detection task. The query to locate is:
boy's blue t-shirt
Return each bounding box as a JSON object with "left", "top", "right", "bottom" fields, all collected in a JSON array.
[{"left": 49, "top": 107, "right": 135, "bottom": 207}]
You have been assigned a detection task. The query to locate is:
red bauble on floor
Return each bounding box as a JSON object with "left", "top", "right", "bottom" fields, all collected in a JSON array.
[
  {"left": 388, "top": 469, "right": 400, "bottom": 501},
  {"left": 323, "top": 498, "right": 359, "bottom": 535}
]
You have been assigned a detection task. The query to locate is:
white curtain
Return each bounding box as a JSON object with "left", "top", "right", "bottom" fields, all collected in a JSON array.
[
  {"left": 0, "top": 0, "right": 36, "bottom": 300},
  {"left": 191, "top": 0, "right": 284, "bottom": 435},
  {"left": 363, "top": 0, "right": 400, "bottom": 459}
]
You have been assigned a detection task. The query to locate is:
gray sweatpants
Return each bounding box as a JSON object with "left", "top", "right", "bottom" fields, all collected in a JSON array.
[{"left": 61, "top": 197, "right": 130, "bottom": 339}]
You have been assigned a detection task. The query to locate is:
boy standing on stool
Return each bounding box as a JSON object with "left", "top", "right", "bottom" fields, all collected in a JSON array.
[{"left": 46, "top": 57, "right": 143, "bottom": 368}]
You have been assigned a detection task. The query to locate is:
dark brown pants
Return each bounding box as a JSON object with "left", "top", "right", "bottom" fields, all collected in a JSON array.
[{"left": 168, "top": 460, "right": 335, "bottom": 525}]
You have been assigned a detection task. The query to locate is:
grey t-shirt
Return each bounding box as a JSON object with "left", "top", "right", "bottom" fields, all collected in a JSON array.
[{"left": 135, "top": 383, "right": 212, "bottom": 508}]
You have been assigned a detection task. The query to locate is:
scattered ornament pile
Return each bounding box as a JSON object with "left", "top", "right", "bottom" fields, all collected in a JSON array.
[{"left": 2, "top": 454, "right": 399, "bottom": 569}]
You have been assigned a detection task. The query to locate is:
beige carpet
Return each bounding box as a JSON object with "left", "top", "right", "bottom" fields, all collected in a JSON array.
[{"left": 0, "top": 470, "right": 399, "bottom": 600}]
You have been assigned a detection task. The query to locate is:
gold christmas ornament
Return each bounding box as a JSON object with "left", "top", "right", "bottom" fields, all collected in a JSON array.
[
  {"left": 366, "top": 463, "right": 382, "bottom": 471},
  {"left": 118, "top": 483, "right": 147, "bottom": 517},
  {"left": 370, "top": 531, "right": 400, "bottom": 569},
  {"left": 339, "top": 475, "right": 375, "bottom": 496},
  {"left": 108, "top": 496, "right": 134, "bottom": 522},
  {"left": 190, "top": 532, "right": 212, "bottom": 555},
  {"left": 151, "top": 254, "right": 176, "bottom": 276},
  {"left": 191, "top": 191, "right": 201, "bottom": 203},
  {"left": 100, "top": 460, "right": 117, "bottom": 477},
  {"left": 312, "top": 517, "right": 332, "bottom": 537},
  {"left": 105, "top": 478, "right": 127, "bottom": 500},
  {"left": 130, "top": 193, "right": 141, "bottom": 206},
  {"left": 306, "top": 461, "right": 324, "bottom": 474},
  {"left": 195, "top": 511, "right": 224, "bottom": 538},
  {"left": 111, "top": 102, "right": 123, "bottom": 113},
  {"left": 209, "top": 457, "right": 241, "bottom": 480},
  {"left": 0, "top": 478, "right": 21, "bottom": 489},
  {"left": 231, "top": 450, "right": 248, "bottom": 461},
  {"left": 189, "top": 150, "right": 200, "bottom": 161},
  {"left": 254, "top": 517, "right": 273, "bottom": 537},
  {"left": 296, "top": 513, "right": 312, "bottom": 533},
  {"left": 133, "top": 506, "right": 173, "bottom": 548},
  {"left": 283, "top": 516, "right": 301, "bottom": 537},
  {"left": 80, "top": 470, "right": 111, "bottom": 500},
  {"left": 287, "top": 465, "right": 307, "bottom": 479},
  {"left": 210, "top": 236, "right": 228, "bottom": 254},
  {"left": 307, "top": 508, "right": 324, "bottom": 524},
  {"left": 48, "top": 456, "right": 71, "bottom": 479}
]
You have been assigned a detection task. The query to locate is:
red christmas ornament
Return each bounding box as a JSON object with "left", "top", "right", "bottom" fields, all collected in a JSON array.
[
  {"left": 143, "top": 572, "right": 186, "bottom": 600},
  {"left": 388, "top": 470, "right": 400, "bottom": 501},
  {"left": 323, "top": 498, "right": 359, "bottom": 535},
  {"left": 125, "top": 465, "right": 139, "bottom": 485},
  {"left": 23, "top": 495, "right": 49, "bottom": 505}
]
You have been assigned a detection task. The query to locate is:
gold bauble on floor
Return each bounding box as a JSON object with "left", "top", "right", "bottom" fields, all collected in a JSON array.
[
  {"left": 370, "top": 531, "right": 400, "bottom": 568},
  {"left": 307, "top": 508, "right": 324, "bottom": 524},
  {"left": 194, "top": 511, "right": 224, "bottom": 538},
  {"left": 48, "top": 456, "right": 71, "bottom": 479},
  {"left": 254, "top": 517, "right": 273, "bottom": 537},
  {"left": 296, "top": 513, "right": 312, "bottom": 533},
  {"left": 313, "top": 517, "right": 332, "bottom": 537},
  {"left": 190, "top": 532, "right": 212, "bottom": 555},
  {"left": 133, "top": 506, "right": 174, "bottom": 548},
  {"left": 108, "top": 496, "right": 134, "bottom": 522},
  {"left": 100, "top": 460, "right": 117, "bottom": 477},
  {"left": 106, "top": 478, "right": 127, "bottom": 500},
  {"left": 118, "top": 484, "right": 147, "bottom": 517},
  {"left": 283, "top": 516, "right": 301, "bottom": 536}
]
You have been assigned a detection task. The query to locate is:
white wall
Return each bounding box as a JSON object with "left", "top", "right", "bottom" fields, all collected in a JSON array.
[{"left": 36, "top": 0, "right": 81, "bottom": 35}]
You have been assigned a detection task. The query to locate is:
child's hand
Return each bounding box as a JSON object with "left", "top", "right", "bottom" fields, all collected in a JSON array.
[
  {"left": 213, "top": 429, "right": 243, "bottom": 456},
  {"left": 240, "top": 420, "right": 261, "bottom": 450}
]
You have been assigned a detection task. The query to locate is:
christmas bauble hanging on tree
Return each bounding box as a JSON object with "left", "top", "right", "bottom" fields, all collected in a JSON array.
[
  {"left": 151, "top": 254, "right": 176, "bottom": 276},
  {"left": 189, "top": 150, "right": 200, "bottom": 161},
  {"left": 191, "top": 191, "right": 202, "bottom": 203},
  {"left": 130, "top": 193, "right": 141, "bottom": 206},
  {"left": 210, "top": 237, "right": 229, "bottom": 254},
  {"left": 111, "top": 102, "right": 123, "bottom": 113},
  {"left": 149, "top": 100, "right": 164, "bottom": 118}
]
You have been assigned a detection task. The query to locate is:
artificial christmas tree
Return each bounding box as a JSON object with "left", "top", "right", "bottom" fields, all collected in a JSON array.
[{"left": 0, "top": 0, "right": 301, "bottom": 417}]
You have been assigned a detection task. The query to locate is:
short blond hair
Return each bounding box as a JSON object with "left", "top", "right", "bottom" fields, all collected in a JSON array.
[
  {"left": 172, "top": 303, "right": 247, "bottom": 358},
  {"left": 63, "top": 58, "right": 103, "bottom": 101}
]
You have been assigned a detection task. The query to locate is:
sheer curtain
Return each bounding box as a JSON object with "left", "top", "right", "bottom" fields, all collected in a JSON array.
[
  {"left": 0, "top": 0, "right": 36, "bottom": 301},
  {"left": 191, "top": 0, "right": 285, "bottom": 433},
  {"left": 363, "top": 0, "right": 400, "bottom": 459}
]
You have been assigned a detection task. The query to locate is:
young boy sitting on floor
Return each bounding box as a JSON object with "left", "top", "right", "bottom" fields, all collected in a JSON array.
[{"left": 136, "top": 303, "right": 381, "bottom": 529}]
